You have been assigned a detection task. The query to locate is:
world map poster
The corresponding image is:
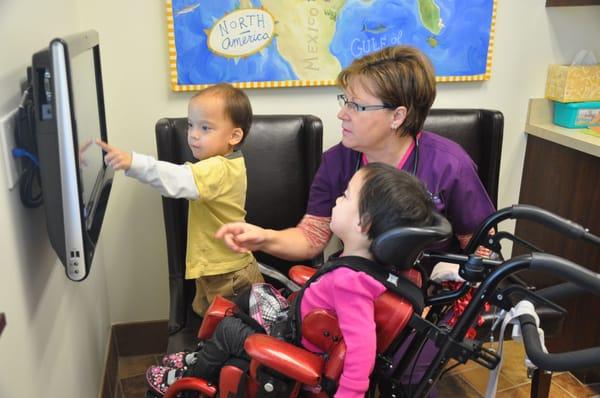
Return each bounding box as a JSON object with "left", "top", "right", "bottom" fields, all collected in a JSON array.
[{"left": 166, "top": 0, "right": 497, "bottom": 91}]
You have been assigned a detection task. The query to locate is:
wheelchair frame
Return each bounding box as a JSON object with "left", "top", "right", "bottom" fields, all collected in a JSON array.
[{"left": 154, "top": 205, "right": 600, "bottom": 398}]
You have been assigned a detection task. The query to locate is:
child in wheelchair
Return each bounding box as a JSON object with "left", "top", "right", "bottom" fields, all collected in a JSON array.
[{"left": 146, "top": 163, "right": 436, "bottom": 397}]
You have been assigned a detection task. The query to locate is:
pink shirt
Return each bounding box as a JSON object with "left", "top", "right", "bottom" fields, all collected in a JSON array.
[{"left": 300, "top": 268, "right": 386, "bottom": 398}]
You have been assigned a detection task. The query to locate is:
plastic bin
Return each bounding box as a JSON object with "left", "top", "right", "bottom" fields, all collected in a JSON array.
[{"left": 553, "top": 101, "right": 600, "bottom": 128}]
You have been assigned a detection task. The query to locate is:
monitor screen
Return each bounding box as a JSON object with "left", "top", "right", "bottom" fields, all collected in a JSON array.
[
  {"left": 32, "top": 30, "right": 113, "bottom": 281},
  {"left": 70, "top": 47, "right": 104, "bottom": 215}
]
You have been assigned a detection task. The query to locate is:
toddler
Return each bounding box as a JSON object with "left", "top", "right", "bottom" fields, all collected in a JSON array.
[{"left": 98, "top": 83, "right": 263, "bottom": 316}]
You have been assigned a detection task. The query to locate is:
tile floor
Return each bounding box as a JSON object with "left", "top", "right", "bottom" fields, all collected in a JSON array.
[
  {"left": 117, "top": 341, "right": 600, "bottom": 397},
  {"left": 436, "top": 341, "right": 600, "bottom": 397}
]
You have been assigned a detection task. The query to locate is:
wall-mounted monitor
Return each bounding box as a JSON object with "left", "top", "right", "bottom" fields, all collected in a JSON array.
[{"left": 31, "top": 30, "right": 113, "bottom": 281}]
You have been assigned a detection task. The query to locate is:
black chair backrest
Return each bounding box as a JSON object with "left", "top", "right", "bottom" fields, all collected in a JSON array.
[
  {"left": 423, "top": 109, "right": 503, "bottom": 207},
  {"left": 155, "top": 115, "right": 323, "bottom": 343}
]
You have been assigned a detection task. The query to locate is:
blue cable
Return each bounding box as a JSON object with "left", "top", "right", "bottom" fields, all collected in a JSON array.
[{"left": 12, "top": 147, "right": 39, "bottom": 167}]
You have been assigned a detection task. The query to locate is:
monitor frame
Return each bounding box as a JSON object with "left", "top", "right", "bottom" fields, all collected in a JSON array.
[{"left": 31, "top": 30, "right": 113, "bottom": 281}]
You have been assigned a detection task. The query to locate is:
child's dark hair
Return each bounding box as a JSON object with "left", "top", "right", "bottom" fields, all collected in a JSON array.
[
  {"left": 193, "top": 83, "right": 253, "bottom": 144},
  {"left": 358, "top": 163, "right": 434, "bottom": 241}
]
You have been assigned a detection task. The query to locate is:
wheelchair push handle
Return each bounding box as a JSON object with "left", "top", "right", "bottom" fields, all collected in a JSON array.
[
  {"left": 530, "top": 252, "right": 600, "bottom": 296},
  {"left": 510, "top": 205, "right": 599, "bottom": 243},
  {"left": 518, "top": 252, "right": 600, "bottom": 371},
  {"left": 466, "top": 204, "right": 600, "bottom": 254},
  {"left": 519, "top": 314, "right": 600, "bottom": 371}
]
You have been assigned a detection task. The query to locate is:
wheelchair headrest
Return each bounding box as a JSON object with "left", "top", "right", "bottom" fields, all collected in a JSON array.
[{"left": 370, "top": 212, "right": 452, "bottom": 270}]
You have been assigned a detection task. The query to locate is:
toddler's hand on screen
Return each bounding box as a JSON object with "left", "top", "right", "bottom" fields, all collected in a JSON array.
[{"left": 96, "top": 139, "right": 132, "bottom": 171}]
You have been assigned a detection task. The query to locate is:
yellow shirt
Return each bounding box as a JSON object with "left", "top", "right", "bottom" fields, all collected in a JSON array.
[{"left": 185, "top": 151, "right": 254, "bottom": 278}]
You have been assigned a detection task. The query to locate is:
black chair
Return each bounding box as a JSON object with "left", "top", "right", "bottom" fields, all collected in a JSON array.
[
  {"left": 423, "top": 108, "right": 503, "bottom": 208},
  {"left": 155, "top": 115, "right": 323, "bottom": 352}
]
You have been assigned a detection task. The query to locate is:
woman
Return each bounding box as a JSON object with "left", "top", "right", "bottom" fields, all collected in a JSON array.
[{"left": 216, "top": 45, "right": 494, "bottom": 260}]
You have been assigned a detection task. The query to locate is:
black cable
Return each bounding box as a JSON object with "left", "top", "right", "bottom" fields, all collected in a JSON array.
[
  {"left": 438, "top": 361, "right": 461, "bottom": 380},
  {"left": 406, "top": 333, "right": 428, "bottom": 398},
  {"left": 13, "top": 86, "right": 43, "bottom": 208}
]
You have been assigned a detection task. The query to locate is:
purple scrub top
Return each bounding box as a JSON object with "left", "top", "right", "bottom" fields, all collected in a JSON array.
[{"left": 306, "top": 131, "right": 495, "bottom": 236}]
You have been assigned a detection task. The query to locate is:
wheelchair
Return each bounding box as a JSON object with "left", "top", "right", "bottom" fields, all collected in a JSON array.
[{"left": 151, "top": 205, "right": 600, "bottom": 398}]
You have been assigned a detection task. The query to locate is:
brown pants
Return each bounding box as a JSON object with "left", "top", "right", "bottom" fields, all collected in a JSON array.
[{"left": 192, "top": 260, "right": 264, "bottom": 316}]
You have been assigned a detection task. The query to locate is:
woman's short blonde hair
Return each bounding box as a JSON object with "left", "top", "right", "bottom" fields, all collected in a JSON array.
[{"left": 337, "top": 46, "right": 436, "bottom": 139}]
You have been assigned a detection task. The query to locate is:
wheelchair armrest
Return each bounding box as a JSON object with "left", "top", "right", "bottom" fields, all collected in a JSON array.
[
  {"left": 302, "top": 309, "right": 343, "bottom": 353},
  {"left": 244, "top": 334, "right": 324, "bottom": 386},
  {"left": 198, "top": 296, "right": 237, "bottom": 340},
  {"left": 165, "top": 377, "right": 217, "bottom": 398},
  {"left": 289, "top": 265, "right": 317, "bottom": 286}
]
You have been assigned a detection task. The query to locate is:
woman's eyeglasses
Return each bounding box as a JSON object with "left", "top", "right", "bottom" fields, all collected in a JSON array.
[{"left": 337, "top": 94, "right": 394, "bottom": 112}]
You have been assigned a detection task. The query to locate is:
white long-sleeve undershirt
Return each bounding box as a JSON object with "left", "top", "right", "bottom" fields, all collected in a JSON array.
[{"left": 124, "top": 152, "right": 200, "bottom": 200}]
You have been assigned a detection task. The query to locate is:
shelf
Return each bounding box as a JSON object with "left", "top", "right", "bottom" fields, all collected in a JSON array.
[
  {"left": 525, "top": 98, "right": 600, "bottom": 158},
  {"left": 547, "top": 0, "right": 600, "bottom": 6}
]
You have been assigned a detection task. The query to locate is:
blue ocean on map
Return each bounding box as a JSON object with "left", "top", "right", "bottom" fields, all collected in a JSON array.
[
  {"left": 330, "top": 0, "right": 494, "bottom": 76},
  {"left": 172, "top": 0, "right": 297, "bottom": 84}
]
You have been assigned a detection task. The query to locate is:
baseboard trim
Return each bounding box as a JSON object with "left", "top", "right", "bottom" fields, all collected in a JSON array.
[
  {"left": 98, "top": 328, "right": 118, "bottom": 398},
  {"left": 113, "top": 319, "right": 169, "bottom": 356},
  {"left": 99, "top": 320, "right": 168, "bottom": 398}
]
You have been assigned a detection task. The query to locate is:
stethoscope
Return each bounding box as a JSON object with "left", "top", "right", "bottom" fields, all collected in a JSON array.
[
  {"left": 355, "top": 135, "right": 420, "bottom": 176},
  {"left": 354, "top": 135, "right": 444, "bottom": 213},
  {"left": 353, "top": 134, "right": 447, "bottom": 220}
]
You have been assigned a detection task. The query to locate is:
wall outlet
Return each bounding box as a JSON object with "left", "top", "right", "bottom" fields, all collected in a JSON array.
[{"left": 0, "top": 109, "right": 22, "bottom": 190}]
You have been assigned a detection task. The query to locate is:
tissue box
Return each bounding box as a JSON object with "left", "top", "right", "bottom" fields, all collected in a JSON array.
[
  {"left": 553, "top": 101, "right": 600, "bottom": 128},
  {"left": 545, "top": 64, "right": 600, "bottom": 103}
]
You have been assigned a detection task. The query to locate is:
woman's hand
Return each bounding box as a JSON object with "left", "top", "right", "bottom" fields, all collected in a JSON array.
[
  {"left": 96, "top": 139, "right": 132, "bottom": 171},
  {"left": 215, "top": 222, "right": 269, "bottom": 253}
]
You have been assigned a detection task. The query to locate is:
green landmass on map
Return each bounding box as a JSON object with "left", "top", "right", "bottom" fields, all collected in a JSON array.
[{"left": 418, "top": 0, "right": 442, "bottom": 35}]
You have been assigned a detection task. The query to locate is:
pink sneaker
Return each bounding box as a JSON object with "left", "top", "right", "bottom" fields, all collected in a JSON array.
[
  {"left": 146, "top": 365, "right": 182, "bottom": 396},
  {"left": 160, "top": 351, "right": 197, "bottom": 369}
]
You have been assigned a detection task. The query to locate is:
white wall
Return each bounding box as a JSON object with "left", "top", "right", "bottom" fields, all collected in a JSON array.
[{"left": 0, "top": 1, "right": 598, "bottom": 397}]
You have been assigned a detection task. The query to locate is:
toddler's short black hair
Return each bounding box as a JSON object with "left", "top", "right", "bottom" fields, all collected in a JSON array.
[{"left": 192, "top": 83, "right": 253, "bottom": 144}]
